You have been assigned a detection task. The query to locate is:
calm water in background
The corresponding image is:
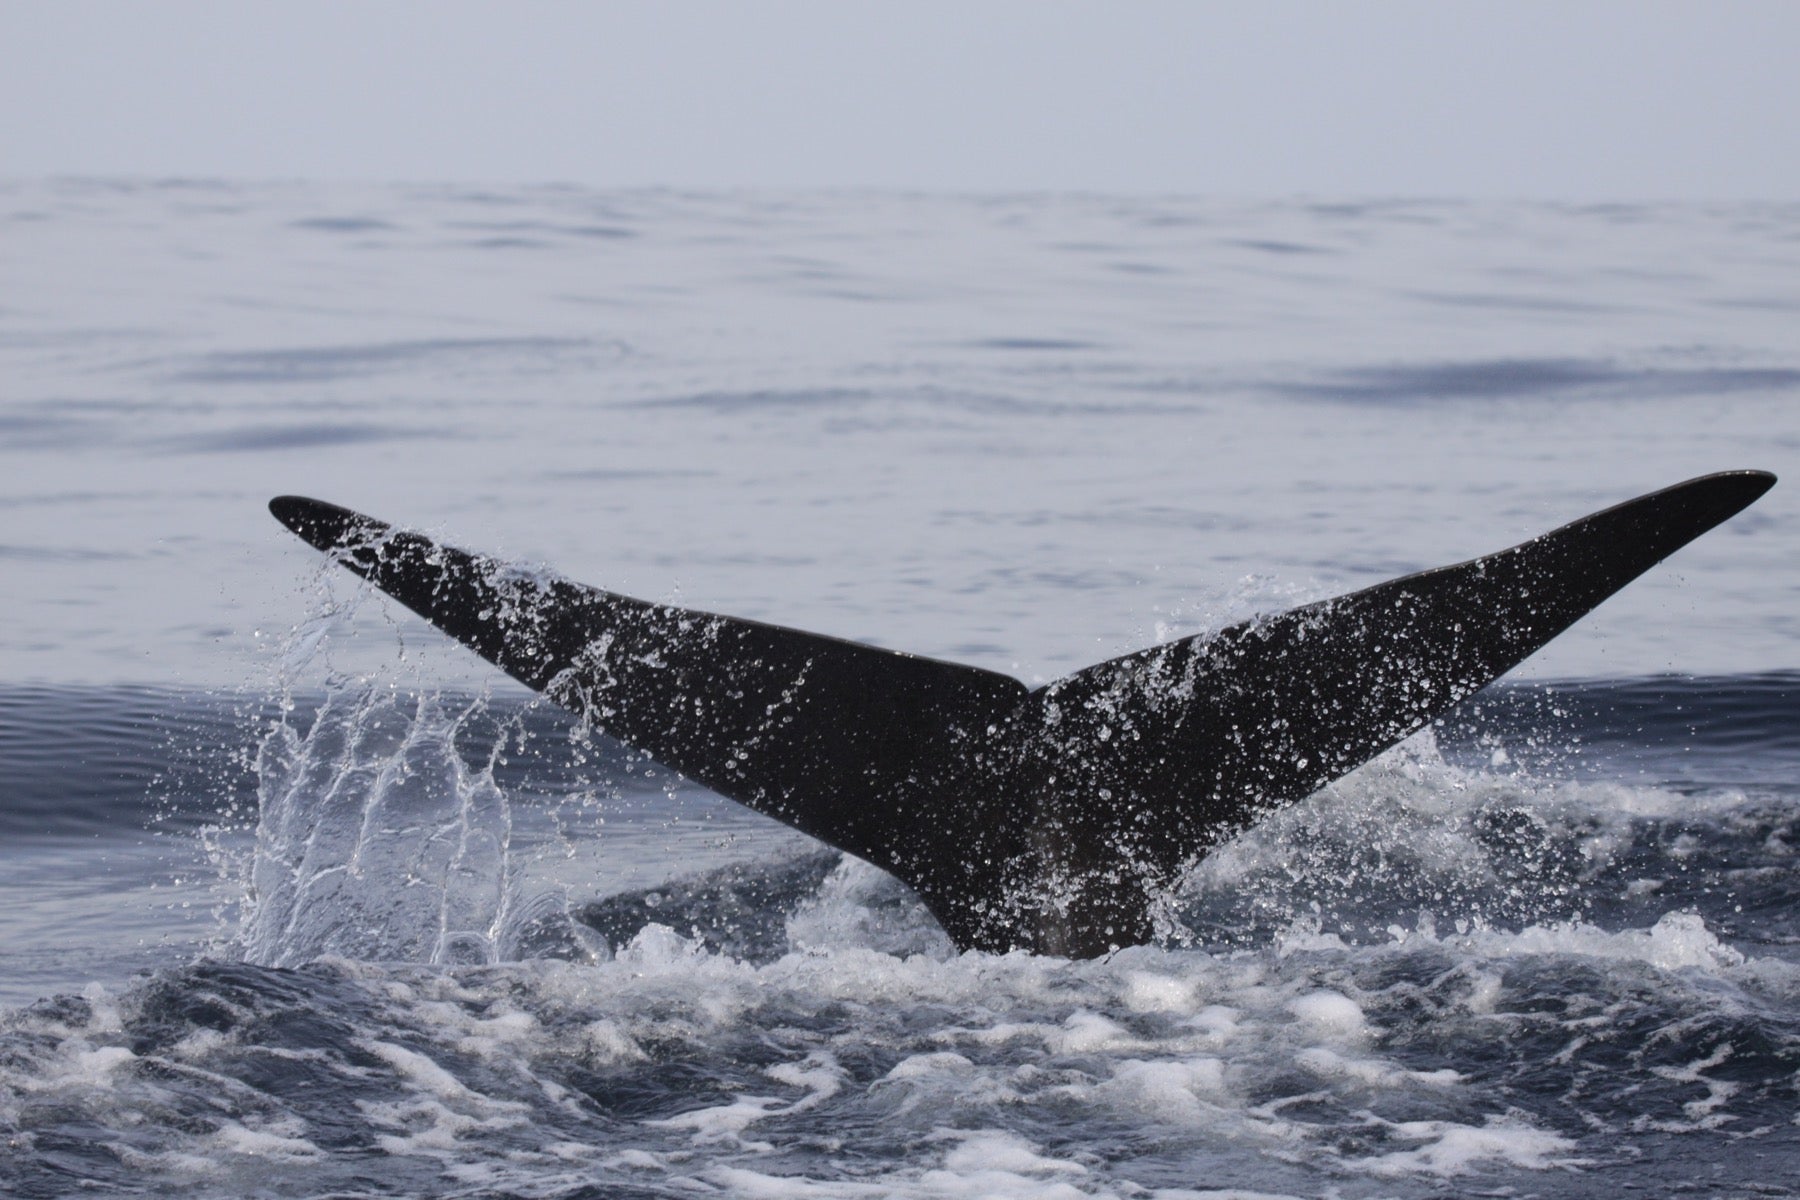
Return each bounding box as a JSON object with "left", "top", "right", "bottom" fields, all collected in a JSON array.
[{"left": 2, "top": 180, "right": 1799, "bottom": 1197}]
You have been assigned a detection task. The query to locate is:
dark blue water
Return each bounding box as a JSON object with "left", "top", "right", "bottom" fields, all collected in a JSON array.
[{"left": 3, "top": 181, "right": 1798, "bottom": 1197}]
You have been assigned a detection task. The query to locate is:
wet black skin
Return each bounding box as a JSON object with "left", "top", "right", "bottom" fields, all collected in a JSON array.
[{"left": 271, "top": 470, "right": 1774, "bottom": 957}]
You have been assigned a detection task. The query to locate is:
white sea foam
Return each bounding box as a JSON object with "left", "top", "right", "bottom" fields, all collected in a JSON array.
[
  {"left": 1286, "top": 989, "right": 1369, "bottom": 1042},
  {"left": 2, "top": 886, "right": 1781, "bottom": 1197},
  {"left": 1442, "top": 911, "right": 1746, "bottom": 972},
  {"left": 1092, "top": 1057, "right": 1231, "bottom": 1121},
  {"left": 210, "top": 1118, "right": 323, "bottom": 1160},
  {"left": 360, "top": 1038, "right": 482, "bottom": 1101},
  {"left": 1356, "top": 1118, "right": 1581, "bottom": 1177}
]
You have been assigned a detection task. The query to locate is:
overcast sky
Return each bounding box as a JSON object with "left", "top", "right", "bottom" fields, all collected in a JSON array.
[{"left": 3, "top": 1, "right": 1795, "bottom": 199}]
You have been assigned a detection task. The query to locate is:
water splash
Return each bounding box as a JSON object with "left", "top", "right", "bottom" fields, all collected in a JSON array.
[
  {"left": 1166, "top": 730, "right": 1679, "bottom": 947},
  {"left": 238, "top": 683, "right": 584, "bottom": 967}
]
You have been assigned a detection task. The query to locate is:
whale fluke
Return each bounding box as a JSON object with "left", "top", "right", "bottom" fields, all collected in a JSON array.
[{"left": 270, "top": 470, "right": 1774, "bottom": 956}]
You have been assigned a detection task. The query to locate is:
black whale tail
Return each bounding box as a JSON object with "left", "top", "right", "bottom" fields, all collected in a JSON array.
[{"left": 270, "top": 470, "right": 1775, "bottom": 957}]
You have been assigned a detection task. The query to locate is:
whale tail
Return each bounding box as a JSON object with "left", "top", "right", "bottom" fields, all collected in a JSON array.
[{"left": 270, "top": 470, "right": 1774, "bottom": 956}]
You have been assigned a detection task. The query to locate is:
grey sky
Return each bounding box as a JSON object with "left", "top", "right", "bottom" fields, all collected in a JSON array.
[{"left": 4, "top": 1, "right": 1795, "bottom": 198}]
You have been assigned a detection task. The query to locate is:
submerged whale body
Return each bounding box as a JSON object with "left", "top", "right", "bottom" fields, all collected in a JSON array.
[{"left": 270, "top": 471, "right": 1774, "bottom": 957}]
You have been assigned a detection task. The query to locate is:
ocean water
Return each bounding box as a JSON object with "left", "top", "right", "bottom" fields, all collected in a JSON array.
[{"left": 3, "top": 179, "right": 1799, "bottom": 1197}]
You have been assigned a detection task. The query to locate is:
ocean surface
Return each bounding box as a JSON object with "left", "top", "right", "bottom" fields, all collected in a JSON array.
[{"left": 3, "top": 179, "right": 1799, "bottom": 1197}]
